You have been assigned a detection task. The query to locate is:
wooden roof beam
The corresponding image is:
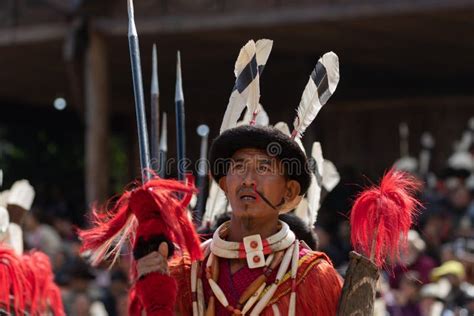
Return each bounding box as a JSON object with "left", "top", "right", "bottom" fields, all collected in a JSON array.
[
  {"left": 0, "top": 23, "right": 66, "bottom": 47},
  {"left": 94, "top": 0, "right": 474, "bottom": 35}
]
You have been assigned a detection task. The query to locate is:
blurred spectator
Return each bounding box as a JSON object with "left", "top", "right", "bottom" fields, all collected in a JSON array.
[
  {"left": 314, "top": 225, "right": 346, "bottom": 268},
  {"left": 52, "top": 216, "right": 76, "bottom": 241},
  {"left": 70, "top": 293, "right": 92, "bottom": 316},
  {"left": 115, "top": 293, "right": 129, "bottom": 316},
  {"left": 101, "top": 270, "right": 129, "bottom": 316},
  {"left": 419, "top": 280, "right": 449, "bottom": 316},
  {"left": 62, "top": 259, "right": 108, "bottom": 315},
  {"left": 431, "top": 260, "right": 474, "bottom": 314},
  {"left": 23, "top": 210, "right": 62, "bottom": 260},
  {"left": 421, "top": 212, "right": 452, "bottom": 263},
  {"left": 451, "top": 238, "right": 474, "bottom": 284},
  {"left": 389, "top": 230, "right": 437, "bottom": 289},
  {"left": 386, "top": 271, "right": 423, "bottom": 316}
]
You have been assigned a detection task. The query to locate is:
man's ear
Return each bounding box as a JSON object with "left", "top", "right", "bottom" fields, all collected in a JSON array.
[
  {"left": 286, "top": 180, "right": 301, "bottom": 202},
  {"left": 218, "top": 176, "right": 228, "bottom": 193}
]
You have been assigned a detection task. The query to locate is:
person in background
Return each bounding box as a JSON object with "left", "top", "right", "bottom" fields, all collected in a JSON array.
[
  {"left": 390, "top": 230, "right": 437, "bottom": 289},
  {"left": 386, "top": 271, "right": 423, "bottom": 316},
  {"left": 431, "top": 260, "right": 474, "bottom": 315},
  {"left": 23, "top": 209, "right": 62, "bottom": 260}
]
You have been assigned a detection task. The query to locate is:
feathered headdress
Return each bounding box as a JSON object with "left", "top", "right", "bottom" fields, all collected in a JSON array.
[
  {"left": 79, "top": 177, "right": 202, "bottom": 266},
  {"left": 350, "top": 169, "right": 422, "bottom": 268},
  {"left": 207, "top": 45, "right": 340, "bottom": 226},
  {"left": 203, "top": 39, "right": 273, "bottom": 227}
]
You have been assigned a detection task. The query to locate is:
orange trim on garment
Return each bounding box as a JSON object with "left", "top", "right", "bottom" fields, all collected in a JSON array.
[{"left": 266, "top": 251, "right": 326, "bottom": 305}]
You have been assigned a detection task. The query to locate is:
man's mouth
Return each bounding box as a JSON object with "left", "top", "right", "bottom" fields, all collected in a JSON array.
[{"left": 239, "top": 192, "right": 257, "bottom": 202}]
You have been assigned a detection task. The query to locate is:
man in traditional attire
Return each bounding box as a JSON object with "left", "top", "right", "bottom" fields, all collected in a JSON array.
[
  {"left": 131, "top": 125, "right": 343, "bottom": 315},
  {"left": 78, "top": 15, "right": 421, "bottom": 312}
]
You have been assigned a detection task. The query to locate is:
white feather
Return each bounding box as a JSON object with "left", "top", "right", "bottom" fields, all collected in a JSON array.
[
  {"left": 294, "top": 198, "right": 309, "bottom": 225},
  {"left": 246, "top": 75, "right": 260, "bottom": 124},
  {"left": 306, "top": 142, "right": 323, "bottom": 226},
  {"left": 274, "top": 121, "right": 290, "bottom": 135},
  {"left": 245, "top": 39, "right": 273, "bottom": 122},
  {"left": 220, "top": 41, "right": 256, "bottom": 133},
  {"left": 322, "top": 159, "right": 340, "bottom": 192},
  {"left": 255, "top": 106, "right": 269, "bottom": 126},
  {"left": 203, "top": 180, "right": 228, "bottom": 226},
  {"left": 241, "top": 103, "right": 269, "bottom": 126},
  {"left": 255, "top": 39, "right": 273, "bottom": 67},
  {"left": 292, "top": 52, "right": 339, "bottom": 139},
  {"left": 274, "top": 121, "right": 305, "bottom": 152},
  {"left": 245, "top": 39, "right": 273, "bottom": 124},
  {"left": 220, "top": 40, "right": 273, "bottom": 133}
]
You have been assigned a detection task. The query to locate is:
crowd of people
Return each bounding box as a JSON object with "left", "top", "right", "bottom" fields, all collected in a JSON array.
[
  {"left": 385, "top": 165, "right": 474, "bottom": 316},
  {"left": 316, "top": 162, "right": 474, "bottom": 316},
  {"left": 19, "top": 207, "right": 129, "bottom": 316}
]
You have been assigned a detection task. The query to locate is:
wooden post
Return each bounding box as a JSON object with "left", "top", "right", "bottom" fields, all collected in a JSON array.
[
  {"left": 337, "top": 251, "right": 379, "bottom": 316},
  {"left": 84, "top": 31, "right": 109, "bottom": 206}
]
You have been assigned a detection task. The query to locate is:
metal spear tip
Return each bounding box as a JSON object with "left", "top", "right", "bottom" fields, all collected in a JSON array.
[
  {"left": 127, "top": 0, "right": 137, "bottom": 36},
  {"left": 151, "top": 43, "right": 159, "bottom": 94},
  {"left": 197, "top": 124, "right": 210, "bottom": 137},
  {"left": 175, "top": 51, "right": 184, "bottom": 102},
  {"left": 127, "top": 0, "right": 134, "bottom": 18},
  {"left": 160, "top": 112, "right": 168, "bottom": 151}
]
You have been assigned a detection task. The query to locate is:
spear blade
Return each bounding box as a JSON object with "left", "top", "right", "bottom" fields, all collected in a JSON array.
[
  {"left": 127, "top": 0, "right": 151, "bottom": 181},
  {"left": 175, "top": 51, "right": 186, "bottom": 181},
  {"left": 150, "top": 43, "right": 160, "bottom": 172},
  {"left": 158, "top": 112, "right": 168, "bottom": 178}
]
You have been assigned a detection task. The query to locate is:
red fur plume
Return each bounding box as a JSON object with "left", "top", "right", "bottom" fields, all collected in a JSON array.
[
  {"left": 79, "top": 176, "right": 202, "bottom": 266},
  {"left": 350, "top": 169, "right": 422, "bottom": 268},
  {"left": 78, "top": 188, "right": 136, "bottom": 266},
  {"left": 0, "top": 247, "right": 27, "bottom": 315},
  {"left": 48, "top": 283, "right": 65, "bottom": 316},
  {"left": 0, "top": 248, "right": 64, "bottom": 315},
  {"left": 22, "top": 251, "right": 65, "bottom": 315}
]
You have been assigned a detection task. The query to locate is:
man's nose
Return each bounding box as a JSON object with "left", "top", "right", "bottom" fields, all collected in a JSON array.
[{"left": 242, "top": 169, "right": 257, "bottom": 186}]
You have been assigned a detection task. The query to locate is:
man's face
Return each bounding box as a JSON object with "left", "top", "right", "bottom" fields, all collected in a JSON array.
[{"left": 219, "top": 148, "right": 298, "bottom": 221}]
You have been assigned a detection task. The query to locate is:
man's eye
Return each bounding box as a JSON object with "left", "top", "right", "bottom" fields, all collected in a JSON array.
[
  {"left": 257, "top": 165, "right": 271, "bottom": 173},
  {"left": 231, "top": 163, "right": 245, "bottom": 171}
]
